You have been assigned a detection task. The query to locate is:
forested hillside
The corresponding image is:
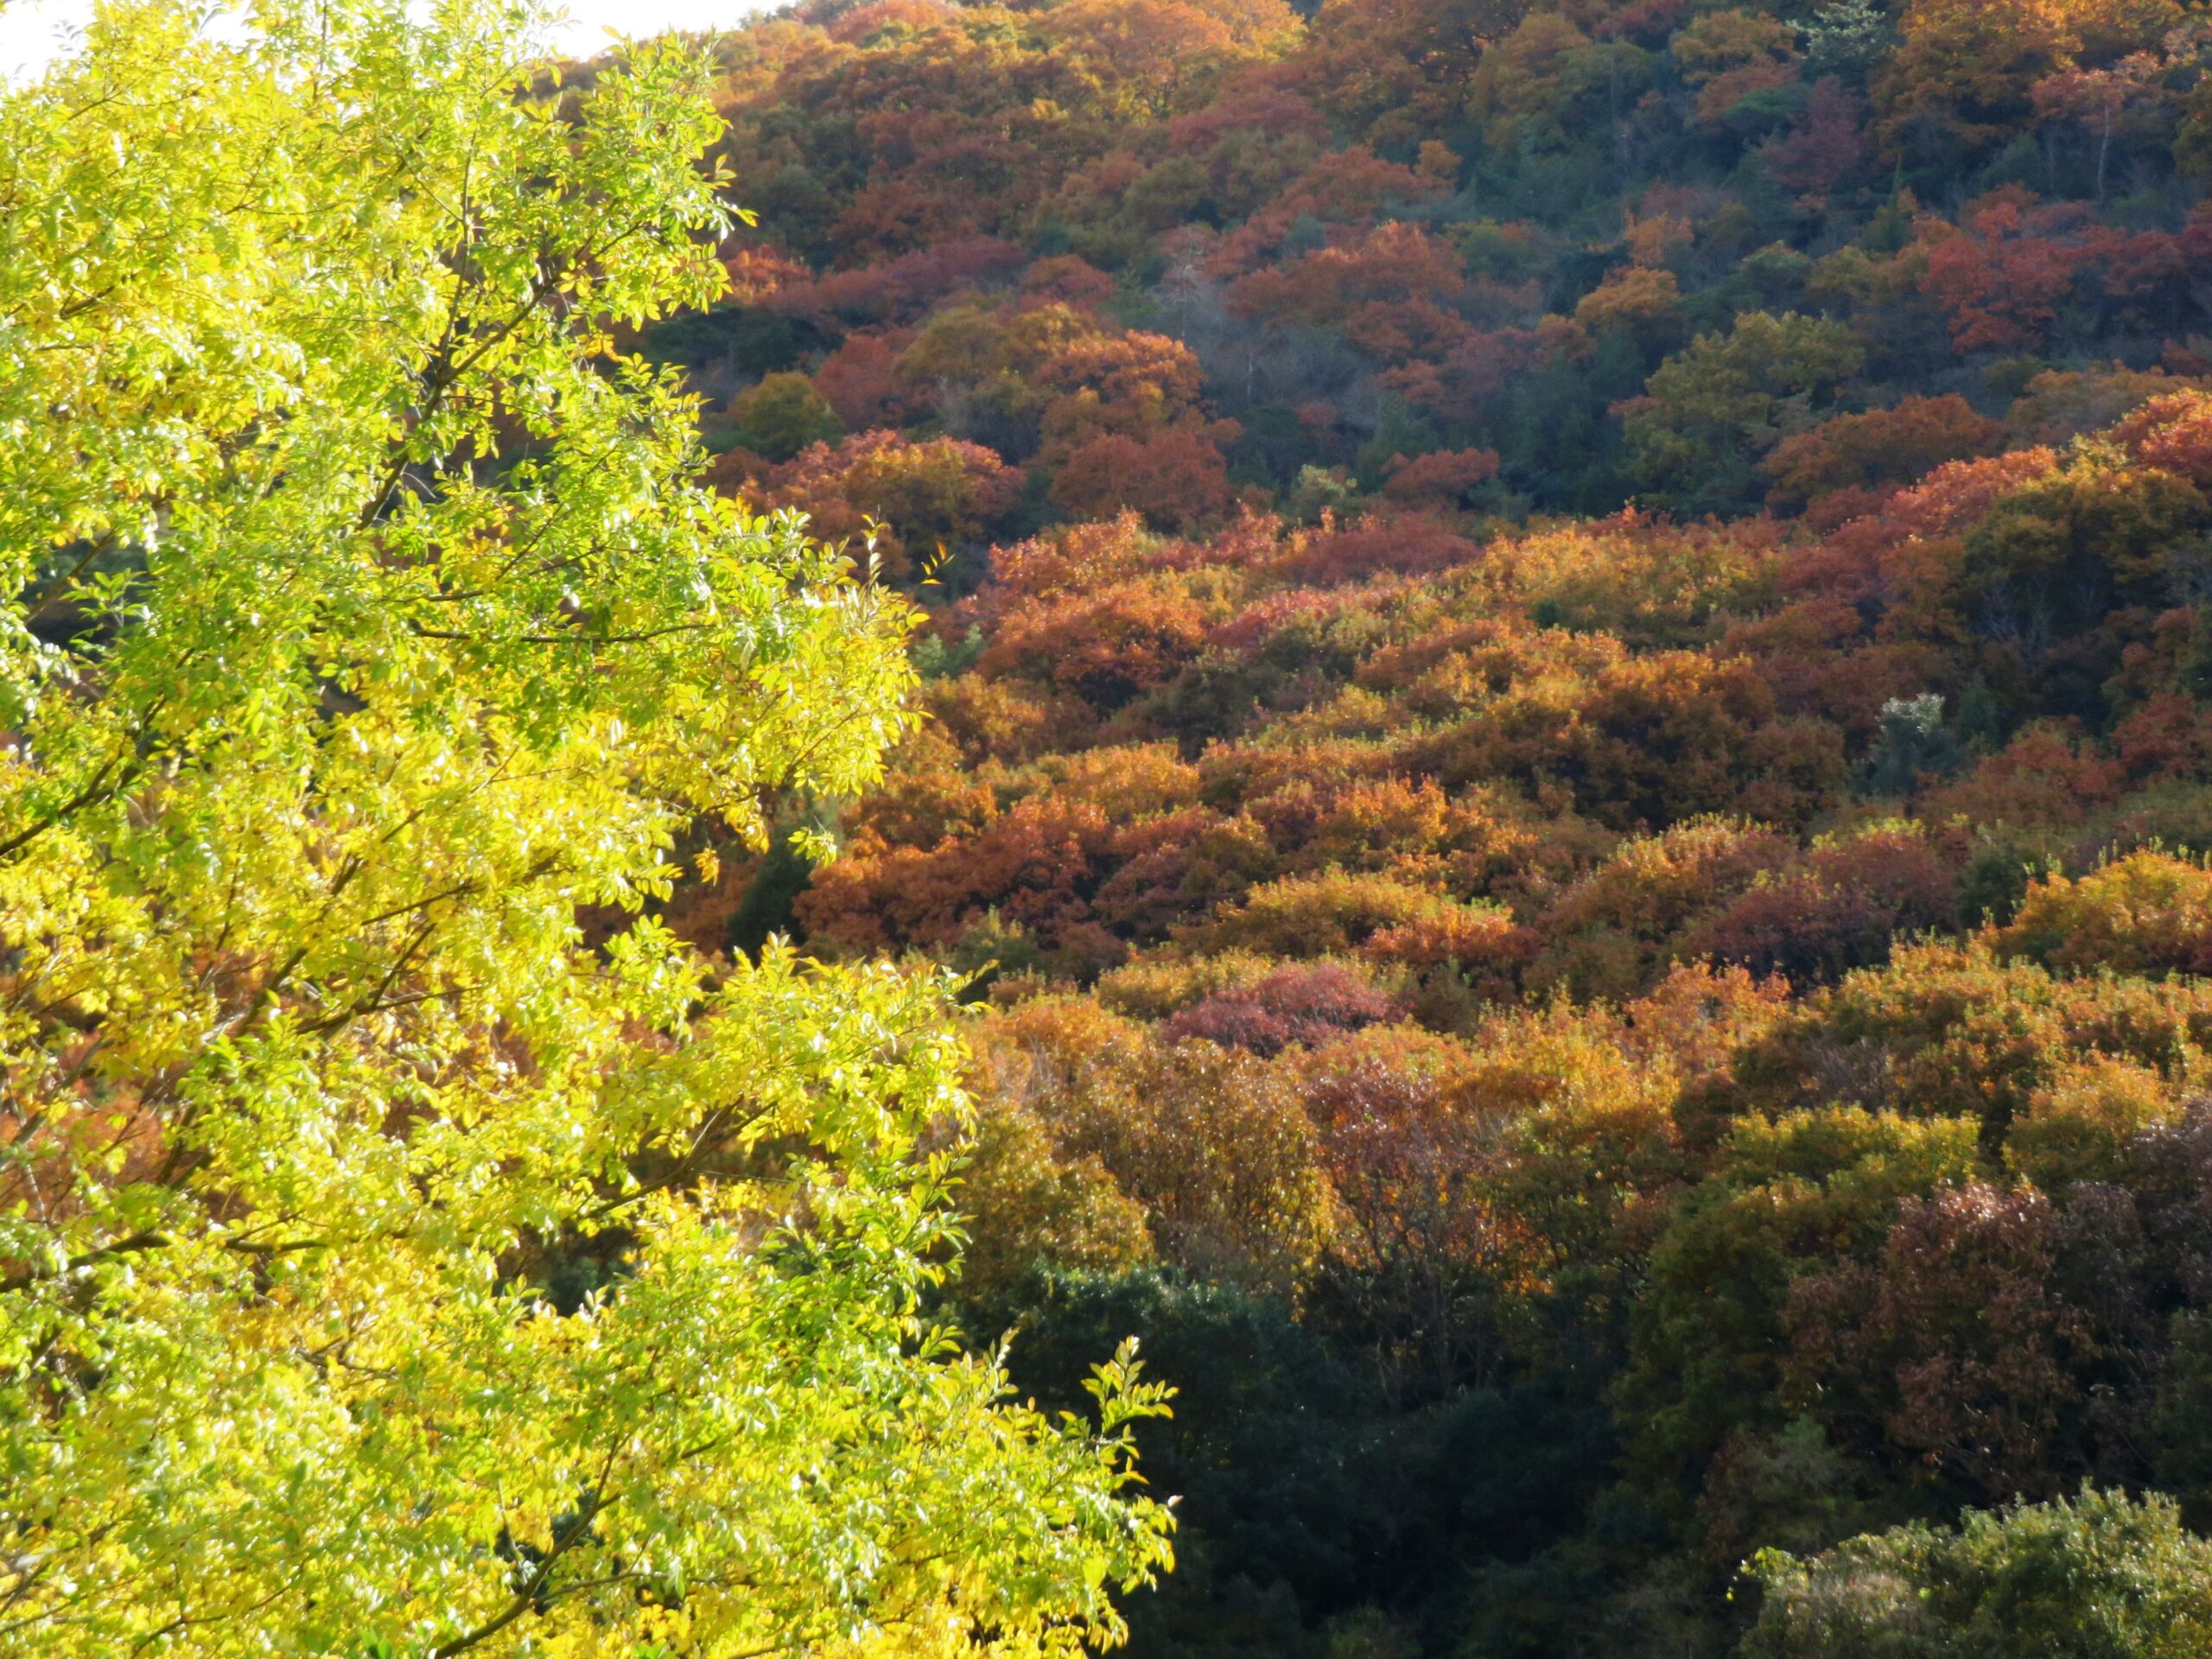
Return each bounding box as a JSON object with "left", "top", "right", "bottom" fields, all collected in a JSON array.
[
  {"left": 16, "top": 0, "right": 2212, "bottom": 1652},
  {"left": 645, "top": 0, "right": 2212, "bottom": 1651}
]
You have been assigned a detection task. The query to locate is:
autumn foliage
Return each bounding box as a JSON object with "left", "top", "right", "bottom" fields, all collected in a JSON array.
[{"left": 619, "top": 0, "right": 2212, "bottom": 1648}]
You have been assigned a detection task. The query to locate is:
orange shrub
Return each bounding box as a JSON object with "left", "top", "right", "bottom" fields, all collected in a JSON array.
[
  {"left": 1192, "top": 870, "right": 1512, "bottom": 959},
  {"left": 975, "top": 997, "right": 1338, "bottom": 1287},
  {"left": 981, "top": 575, "right": 1214, "bottom": 707},
  {"left": 734, "top": 429, "right": 1022, "bottom": 575},
  {"left": 1091, "top": 809, "right": 1279, "bottom": 941},
  {"left": 2113, "top": 388, "right": 2212, "bottom": 489},
  {"left": 797, "top": 797, "right": 1116, "bottom": 954},
  {"left": 1048, "top": 430, "right": 1235, "bottom": 531},
  {"left": 1763, "top": 395, "right": 2003, "bottom": 518}
]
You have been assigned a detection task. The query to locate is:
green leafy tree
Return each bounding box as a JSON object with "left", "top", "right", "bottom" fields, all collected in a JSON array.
[
  {"left": 1744, "top": 1487, "right": 2212, "bottom": 1657},
  {"left": 0, "top": 3, "right": 1172, "bottom": 1655},
  {"left": 1618, "top": 311, "right": 1866, "bottom": 513},
  {"left": 730, "top": 370, "right": 847, "bottom": 461}
]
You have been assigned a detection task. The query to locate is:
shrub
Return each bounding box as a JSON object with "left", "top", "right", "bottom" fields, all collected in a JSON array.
[
  {"left": 1745, "top": 1488, "right": 2212, "bottom": 1657},
  {"left": 1160, "top": 963, "right": 1396, "bottom": 1056}
]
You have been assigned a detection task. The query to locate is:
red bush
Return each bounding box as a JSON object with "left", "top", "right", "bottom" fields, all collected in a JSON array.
[{"left": 1160, "top": 963, "right": 1395, "bottom": 1056}]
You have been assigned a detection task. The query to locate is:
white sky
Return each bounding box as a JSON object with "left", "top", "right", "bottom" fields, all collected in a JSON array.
[{"left": 0, "top": 0, "right": 773, "bottom": 80}]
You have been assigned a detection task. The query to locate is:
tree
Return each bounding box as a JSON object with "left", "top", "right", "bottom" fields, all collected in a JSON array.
[
  {"left": 2007, "top": 367, "right": 2199, "bottom": 448},
  {"left": 0, "top": 5, "right": 1173, "bottom": 1654},
  {"left": 1872, "top": 0, "right": 2131, "bottom": 162},
  {"left": 971, "top": 1000, "right": 1338, "bottom": 1288},
  {"left": 745, "top": 429, "right": 1024, "bottom": 575},
  {"left": 1760, "top": 77, "right": 1872, "bottom": 206},
  {"left": 810, "top": 331, "right": 924, "bottom": 429},
  {"left": 1531, "top": 817, "right": 1797, "bottom": 1000},
  {"left": 1618, "top": 311, "right": 1866, "bottom": 513},
  {"left": 1951, "top": 447, "right": 2209, "bottom": 641},
  {"left": 1225, "top": 220, "right": 1467, "bottom": 333},
  {"left": 1574, "top": 266, "right": 1687, "bottom": 346},
  {"left": 1195, "top": 872, "right": 1519, "bottom": 961},
  {"left": 1623, "top": 1104, "right": 1981, "bottom": 1484},
  {"left": 1745, "top": 1488, "right": 2212, "bottom": 1657},
  {"left": 1033, "top": 0, "right": 1299, "bottom": 123},
  {"left": 1764, "top": 395, "right": 2003, "bottom": 520},
  {"left": 1295, "top": 1025, "right": 1536, "bottom": 1394},
  {"left": 1783, "top": 1180, "right": 2094, "bottom": 1501},
  {"left": 797, "top": 796, "right": 1120, "bottom": 954},
  {"left": 1670, "top": 9, "right": 1802, "bottom": 130},
  {"left": 1463, "top": 12, "right": 1649, "bottom": 154},
  {"left": 1050, "top": 430, "right": 1235, "bottom": 531},
  {"left": 1381, "top": 446, "right": 1502, "bottom": 506},
  {"left": 1205, "top": 143, "right": 1449, "bottom": 277},
  {"left": 2116, "top": 389, "right": 2212, "bottom": 488},
  {"left": 1802, "top": 0, "right": 1891, "bottom": 82},
  {"left": 729, "top": 368, "right": 847, "bottom": 460},
  {"left": 1914, "top": 188, "right": 2099, "bottom": 355},
  {"left": 1685, "top": 821, "right": 1961, "bottom": 984},
  {"left": 1994, "top": 850, "right": 2212, "bottom": 977},
  {"left": 1160, "top": 963, "right": 1395, "bottom": 1056},
  {"left": 2033, "top": 52, "right": 2175, "bottom": 200}
]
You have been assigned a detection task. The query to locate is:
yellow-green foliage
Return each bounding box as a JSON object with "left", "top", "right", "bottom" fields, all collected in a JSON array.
[
  {"left": 1996, "top": 849, "right": 2212, "bottom": 977},
  {"left": 0, "top": 4, "right": 1171, "bottom": 1653}
]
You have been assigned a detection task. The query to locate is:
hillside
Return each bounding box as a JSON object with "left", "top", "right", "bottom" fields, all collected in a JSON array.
[{"left": 632, "top": 0, "right": 2212, "bottom": 1651}]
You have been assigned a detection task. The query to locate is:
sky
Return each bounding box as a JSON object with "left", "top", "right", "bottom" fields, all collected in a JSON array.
[{"left": 0, "top": 0, "right": 770, "bottom": 80}]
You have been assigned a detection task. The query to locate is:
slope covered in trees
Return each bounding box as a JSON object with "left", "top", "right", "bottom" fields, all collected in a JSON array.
[
  {"left": 638, "top": 0, "right": 2212, "bottom": 1652},
  {"left": 13, "top": 0, "right": 2212, "bottom": 1650}
]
